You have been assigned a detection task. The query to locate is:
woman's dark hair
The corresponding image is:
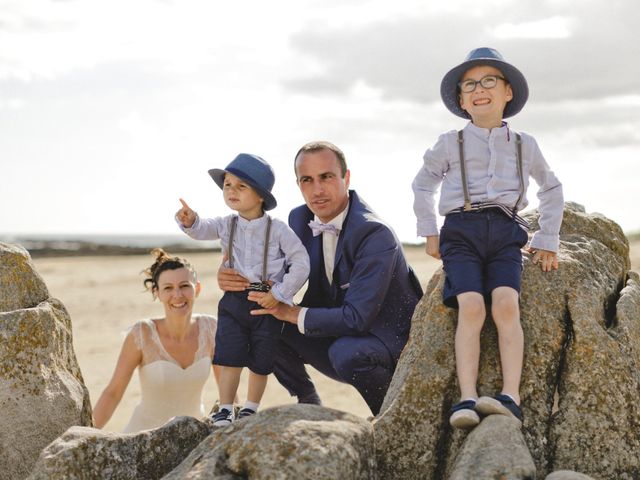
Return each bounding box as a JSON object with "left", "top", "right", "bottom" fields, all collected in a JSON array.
[{"left": 142, "top": 248, "right": 196, "bottom": 292}]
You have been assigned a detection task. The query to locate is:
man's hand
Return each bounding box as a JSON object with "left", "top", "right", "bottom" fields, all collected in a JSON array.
[
  {"left": 248, "top": 291, "right": 300, "bottom": 324},
  {"left": 176, "top": 198, "right": 197, "bottom": 228},
  {"left": 217, "top": 263, "right": 250, "bottom": 292},
  {"left": 425, "top": 235, "right": 440, "bottom": 259},
  {"left": 527, "top": 248, "right": 558, "bottom": 272}
]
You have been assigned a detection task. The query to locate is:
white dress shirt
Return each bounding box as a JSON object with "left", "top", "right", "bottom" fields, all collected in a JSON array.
[{"left": 297, "top": 204, "right": 349, "bottom": 333}]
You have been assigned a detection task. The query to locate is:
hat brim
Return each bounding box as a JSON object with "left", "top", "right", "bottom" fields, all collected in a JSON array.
[
  {"left": 208, "top": 168, "right": 277, "bottom": 211},
  {"left": 440, "top": 58, "right": 529, "bottom": 119}
]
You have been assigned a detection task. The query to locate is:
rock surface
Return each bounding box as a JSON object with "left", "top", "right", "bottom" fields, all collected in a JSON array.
[
  {"left": 447, "top": 415, "right": 536, "bottom": 479},
  {"left": 165, "top": 404, "right": 376, "bottom": 480},
  {"left": 0, "top": 243, "right": 49, "bottom": 312},
  {"left": 545, "top": 471, "right": 596, "bottom": 480},
  {"left": 4, "top": 203, "right": 639, "bottom": 479},
  {"left": 28, "top": 416, "right": 211, "bottom": 480},
  {"left": 374, "top": 203, "right": 640, "bottom": 479},
  {"left": 0, "top": 243, "right": 92, "bottom": 480}
]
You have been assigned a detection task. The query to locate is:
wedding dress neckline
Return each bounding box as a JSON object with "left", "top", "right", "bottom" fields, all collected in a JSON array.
[{"left": 147, "top": 317, "right": 203, "bottom": 370}]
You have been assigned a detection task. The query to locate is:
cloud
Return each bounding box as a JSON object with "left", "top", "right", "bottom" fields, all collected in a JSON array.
[
  {"left": 280, "top": 0, "right": 640, "bottom": 149},
  {"left": 284, "top": 0, "right": 640, "bottom": 104}
]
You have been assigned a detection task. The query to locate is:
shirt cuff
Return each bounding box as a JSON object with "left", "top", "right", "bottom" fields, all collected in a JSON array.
[
  {"left": 270, "top": 285, "right": 293, "bottom": 306},
  {"left": 529, "top": 231, "right": 559, "bottom": 253},
  {"left": 416, "top": 219, "right": 439, "bottom": 237},
  {"left": 297, "top": 307, "right": 308, "bottom": 334}
]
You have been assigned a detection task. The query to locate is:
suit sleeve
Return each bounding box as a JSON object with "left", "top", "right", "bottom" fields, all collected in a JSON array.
[{"left": 303, "top": 222, "right": 399, "bottom": 337}]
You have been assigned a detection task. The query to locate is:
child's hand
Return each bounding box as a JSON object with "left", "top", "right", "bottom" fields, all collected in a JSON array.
[
  {"left": 528, "top": 248, "right": 558, "bottom": 272},
  {"left": 176, "top": 198, "right": 197, "bottom": 228},
  {"left": 257, "top": 291, "right": 279, "bottom": 309},
  {"left": 425, "top": 235, "right": 440, "bottom": 259}
]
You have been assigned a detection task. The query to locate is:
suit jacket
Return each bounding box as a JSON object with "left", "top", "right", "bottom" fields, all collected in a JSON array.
[{"left": 289, "top": 190, "right": 423, "bottom": 362}]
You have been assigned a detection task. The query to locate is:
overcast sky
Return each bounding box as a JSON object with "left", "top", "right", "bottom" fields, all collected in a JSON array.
[{"left": 2, "top": 0, "right": 639, "bottom": 242}]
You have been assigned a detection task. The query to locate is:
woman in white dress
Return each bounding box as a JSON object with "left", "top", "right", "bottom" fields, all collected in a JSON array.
[{"left": 92, "top": 249, "right": 219, "bottom": 432}]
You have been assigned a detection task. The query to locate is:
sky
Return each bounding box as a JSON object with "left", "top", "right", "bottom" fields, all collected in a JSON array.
[{"left": 2, "top": 0, "right": 639, "bottom": 243}]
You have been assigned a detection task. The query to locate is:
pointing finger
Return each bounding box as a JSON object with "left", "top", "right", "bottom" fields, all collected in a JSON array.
[{"left": 179, "top": 198, "right": 191, "bottom": 211}]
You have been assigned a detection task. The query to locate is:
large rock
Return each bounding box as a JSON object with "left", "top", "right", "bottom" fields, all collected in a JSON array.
[
  {"left": 374, "top": 203, "right": 640, "bottom": 479},
  {"left": 28, "top": 416, "right": 212, "bottom": 479},
  {"left": 0, "top": 243, "right": 92, "bottom": 480},
  {"left": 545, "top": 471, "right": 596, "bottom": 480},
  {"left": 165, "top": 404, "right": 376, "bottom": 479},
  {"left": 448, "top": 415, "right": 536, "bottom": 479},
  {"left": 0, "top": 243, "right": 49, "bottom": 311}
]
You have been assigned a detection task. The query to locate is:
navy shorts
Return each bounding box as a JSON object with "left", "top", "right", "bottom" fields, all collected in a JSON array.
[
  {"left": 439, "top": 208, "right": 529, "bottom": 308},
  {"left": 213, "top": 291, "right": 283, "bottom": 375}
]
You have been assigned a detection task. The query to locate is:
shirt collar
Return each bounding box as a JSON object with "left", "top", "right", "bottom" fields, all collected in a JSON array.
[
  {"left": 465, "top": 120, "right": 510, "bottom": 140},
  {"left": 236, "top": 212, "right": 268, "bottom": 228},
  {"left": 313, "top": 201, "right": 349, "bottom": 232}
]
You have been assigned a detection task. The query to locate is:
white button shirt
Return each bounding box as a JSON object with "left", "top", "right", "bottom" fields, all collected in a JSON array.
[{"left": 297, "top": 204, "right": 349, "bottom": 333}]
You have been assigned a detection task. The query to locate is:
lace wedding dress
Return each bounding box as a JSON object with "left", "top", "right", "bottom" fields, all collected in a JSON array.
[{"left": 122, "top": 314, "right": 217, "bottom": 433}]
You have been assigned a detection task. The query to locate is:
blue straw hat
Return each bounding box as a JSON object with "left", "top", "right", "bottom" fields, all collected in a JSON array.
[
  {"left": 440, "top": 47, "right": 529, "bottom": 119},
  {"left": 208, "top": 153, "right": 277, "bottom": 211}
]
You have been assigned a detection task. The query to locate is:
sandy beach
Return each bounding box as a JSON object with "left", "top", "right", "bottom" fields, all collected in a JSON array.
[{"left": 32, "top": 242, "right": 640, "bottom": 433}]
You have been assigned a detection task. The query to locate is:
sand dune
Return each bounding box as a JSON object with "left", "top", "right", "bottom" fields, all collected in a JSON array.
[{"left": 32, "top": 242, "right": 639, "bottom": 432}]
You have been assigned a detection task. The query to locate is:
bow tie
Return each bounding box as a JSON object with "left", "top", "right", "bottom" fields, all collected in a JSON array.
[{"left": 308, "top": 220, "right": 339, "bottom": 237}]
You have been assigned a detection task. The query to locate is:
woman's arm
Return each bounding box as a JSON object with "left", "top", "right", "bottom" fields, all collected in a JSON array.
[{"left": 92, "top": 331, "right": 142, "bottom": 428}]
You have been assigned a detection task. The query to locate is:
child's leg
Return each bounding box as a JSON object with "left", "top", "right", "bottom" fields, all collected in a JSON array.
[
  {"left": 247, "top": 370, "right": 268, "bottom": 405},
  {"left": 218, "top": 366, "right": 242, "bottom": 405},
  {"left": 490, "top": 286, "right": 523, "bottom": 405},
  {"left": 455, "top": 291, "right": 487, "bottom": 400}
]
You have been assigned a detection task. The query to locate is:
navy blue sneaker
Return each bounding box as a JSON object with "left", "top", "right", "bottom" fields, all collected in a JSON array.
[
  {"left": 476, "top": 394, "right": 523, "bottom": 423},
  {"left": 237, "top": 407, "right": 256, "bottom": 420},
  {"left": 449, "top": 399, "right": 480, "bottom": 429},
  {"left": 211, "top": 407, "right": 234, "bottom": 427}
]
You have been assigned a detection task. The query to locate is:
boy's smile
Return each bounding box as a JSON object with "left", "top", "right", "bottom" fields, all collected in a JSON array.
[{"left": 459, "top": 65, "right": 513, "bottom": 129}]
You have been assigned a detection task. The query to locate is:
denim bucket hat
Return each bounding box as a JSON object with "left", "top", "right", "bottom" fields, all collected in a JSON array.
[
  {"left": 440, "top": 47, "right": 529, "bottom": 119},
  {"left": 208, "top": 153, "right": 277, "bottom": 210}
]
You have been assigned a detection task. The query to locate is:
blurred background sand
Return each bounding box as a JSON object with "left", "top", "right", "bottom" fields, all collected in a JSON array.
[{"left": 33, "top": 242, "right": 639, "bottom": 432}]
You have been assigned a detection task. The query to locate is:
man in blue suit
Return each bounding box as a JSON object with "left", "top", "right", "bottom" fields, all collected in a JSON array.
[{"left": 228, "top": 141, "right": 423, "bottom": 415}]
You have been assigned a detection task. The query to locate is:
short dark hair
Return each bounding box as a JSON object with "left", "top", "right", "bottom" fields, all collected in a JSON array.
[
  {"left": 142, "top": 248, "right": 196, "bottom": 292},
  {"left": 294, "top": 141, "right": 347, "bottom": 177}
]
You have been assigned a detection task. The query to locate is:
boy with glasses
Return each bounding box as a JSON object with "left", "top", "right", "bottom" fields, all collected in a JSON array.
[{"left": 412, "top": 48, "right": 564, "bottom": 429}]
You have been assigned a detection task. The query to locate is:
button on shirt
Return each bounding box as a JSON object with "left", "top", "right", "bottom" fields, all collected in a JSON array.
[
  {"left": 412, "top": 122, "right": 564, "bottom": 252},
  {"left": 297, "top": 204, "right": 349, "bottom": 334},
  {"left": 177, "top": 213, "right": 310, "bottom": 305}
]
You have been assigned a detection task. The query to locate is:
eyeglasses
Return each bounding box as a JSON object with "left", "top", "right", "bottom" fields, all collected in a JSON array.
[{"left": 458, "top": 75, "right": 507, "bottom": 93}]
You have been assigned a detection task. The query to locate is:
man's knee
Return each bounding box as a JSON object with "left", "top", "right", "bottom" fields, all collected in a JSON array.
[{"left": 327, "top": 337, "right": 391, "bottom": 380}]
